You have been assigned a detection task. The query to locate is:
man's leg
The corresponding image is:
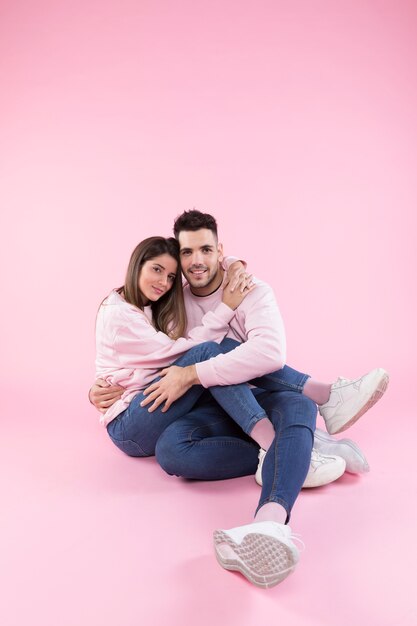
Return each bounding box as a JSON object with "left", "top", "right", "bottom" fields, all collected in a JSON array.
[
  {"left": 156, "top": 392, "right": 344, "bottom": 487},
  {"left": 155, "top": 393, "right": 259, "bottom": 480}
]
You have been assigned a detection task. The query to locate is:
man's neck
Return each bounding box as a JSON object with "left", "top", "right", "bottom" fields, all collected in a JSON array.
[{"left": 189, "top": 267, "right": 224, "bottom": 297}]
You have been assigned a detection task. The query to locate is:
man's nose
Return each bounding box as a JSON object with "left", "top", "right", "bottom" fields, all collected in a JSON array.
[{"left": 191, "top": 252, "right": 203, "bottom": 265}]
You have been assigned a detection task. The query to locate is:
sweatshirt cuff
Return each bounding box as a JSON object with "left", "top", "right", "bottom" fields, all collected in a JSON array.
[
  {"left": 213, "top": 301, "right": 235, "bottom": 324},
  {"left": 195, "top": 359, "right": 218, "bottom": 388}
]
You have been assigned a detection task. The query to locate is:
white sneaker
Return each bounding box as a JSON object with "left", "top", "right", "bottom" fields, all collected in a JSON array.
[
  {"left": 313, "top": 428, "right": 370, "bottom": 474},
  {"left": 255, "top": 447, "right": 346, "bottom": 489},
  {"left": 213, "top": 521, "right": 301, "bottom": 588},
  {"left": 303, "top": 448, "right": 346, "bottom": 488},
  {"left": 319, "top": 368, "right": 389, "bottom": 434}
]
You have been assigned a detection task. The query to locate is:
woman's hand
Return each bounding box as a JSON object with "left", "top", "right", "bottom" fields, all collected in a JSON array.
[
  {"left": 222, "top": 274, "right": 256, "bottom": 310},
  {"left": 226, "top": 260, "right": 253, "bottom": 293}
]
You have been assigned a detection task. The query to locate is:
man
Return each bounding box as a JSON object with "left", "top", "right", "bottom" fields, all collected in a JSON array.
[{"left": 91, "top": 210, "right": 387, "bottom": 587}]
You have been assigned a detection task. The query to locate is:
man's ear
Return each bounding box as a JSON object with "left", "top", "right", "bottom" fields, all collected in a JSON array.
[{"left": 217, "top": 242, "right": 224, "bottom": 263}]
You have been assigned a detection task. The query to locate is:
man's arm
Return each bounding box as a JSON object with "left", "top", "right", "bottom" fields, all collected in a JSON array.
[
  {"left": 141, "top": 281, "right": 286, "bottom": 411},
  {"left": 195, "top": 282, "right": 286, "bottom": 387}
]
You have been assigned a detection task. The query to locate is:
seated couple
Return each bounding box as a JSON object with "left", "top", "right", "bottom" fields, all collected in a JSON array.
[{"left": 91, "top": 209, "right": 388, "bottom": 589}]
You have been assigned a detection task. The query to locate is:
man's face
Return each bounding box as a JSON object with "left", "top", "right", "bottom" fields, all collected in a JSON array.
[{"left": 178, "top": 228, "right": 224, "bottom": 294}]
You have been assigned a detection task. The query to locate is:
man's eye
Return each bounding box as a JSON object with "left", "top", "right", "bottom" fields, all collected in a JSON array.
[{"left": 181, "top": 251, "right": 191, "bottom": 256}]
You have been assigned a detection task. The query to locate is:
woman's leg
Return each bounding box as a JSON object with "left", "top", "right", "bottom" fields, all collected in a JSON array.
[
  {"left": 219, "top": 338, "right": 389, "bottom": 428},
  {"left": 220, "top": 338, "right": 312, "bottom": 395}
]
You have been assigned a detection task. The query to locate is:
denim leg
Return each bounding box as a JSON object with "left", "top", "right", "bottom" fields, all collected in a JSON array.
[
  {"left": 253, "top": 390, "right": 317, "bottom": 522},
  {"left": 220, "top": 338, "right": 310, "bottom": 393},
  {"left": 107, "top": 341, "right": 267, "bottom": 457},
  {"left": 155, "top": 395, "right": 259, "bottom": 480}
]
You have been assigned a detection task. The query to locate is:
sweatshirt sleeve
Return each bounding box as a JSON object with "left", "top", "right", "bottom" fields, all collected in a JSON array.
[
  {"left": 112, "top": 302, "right": 234, "bottom": 370},
  {"left": 194, "top": 282, "right": 286, "bottom": 387},
  {"left": 222, "top": 256, "right": 247, "bottom": 271}
]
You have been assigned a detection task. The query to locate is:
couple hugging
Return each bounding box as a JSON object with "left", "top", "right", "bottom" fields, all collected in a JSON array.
[{"left": 90, "top": 209, "right": 388, "bottom": 588}]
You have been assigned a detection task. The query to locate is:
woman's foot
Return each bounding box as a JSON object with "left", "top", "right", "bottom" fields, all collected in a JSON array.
[{"left": 319, "top": 368, "right": 389, "bottom": 434}]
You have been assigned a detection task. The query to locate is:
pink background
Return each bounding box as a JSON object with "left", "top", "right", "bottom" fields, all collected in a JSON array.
[{"left": 1, "top": 1, "right": 416, "bottom": 624}]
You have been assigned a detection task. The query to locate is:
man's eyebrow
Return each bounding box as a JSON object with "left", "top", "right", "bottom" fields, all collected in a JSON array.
[{"left": 180, "top": 244, "right": 214, "bottom": 252}]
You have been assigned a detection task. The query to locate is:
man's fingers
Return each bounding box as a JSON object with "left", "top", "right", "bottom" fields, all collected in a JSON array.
[
  {"left": 141, "top": 388, "right": 164, "bottom": 406},
  {"left": 147, "top": 394, "right": 167, "bottom": 413},
  {"left": 96, "top": 378, "right": 111, "bottom": 388},
  {"left": 96, "top": 390, "right": 122, "bottom": 402},
  {"left": 100, "top": 399, "right": 118, "bottom": 409},
  {"left": 161, "top": 397, "right": 173, "bottom": 412},
  {"left": 143, "top": 382, "right": 159, "bottom": 397},
  {"left": 140, "top": 393, "right": 155, "bottom": 406}
]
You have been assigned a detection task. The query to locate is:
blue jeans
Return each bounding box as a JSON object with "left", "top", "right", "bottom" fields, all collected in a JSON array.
[
  {"left": 107, "top": 341, "right": 269, "bottom": 457},
  {"left": 156, "top": 389, "right": 317, "bottom": 522}
]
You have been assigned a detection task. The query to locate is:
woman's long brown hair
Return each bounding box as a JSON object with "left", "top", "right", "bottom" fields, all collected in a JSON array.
[{"left": 118, "top": 237, "right": 187, "bottom": 339}]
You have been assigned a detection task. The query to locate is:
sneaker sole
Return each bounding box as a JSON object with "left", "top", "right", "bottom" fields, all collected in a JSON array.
[
  {"left": 330, "top": 372, "right": 389, "bottom": 434},
  {"left": 213, "top": 530, "right": 297, "bottom": 588},
  {"left": 314, "top": 430, "right": 370, "bottom": 472}
]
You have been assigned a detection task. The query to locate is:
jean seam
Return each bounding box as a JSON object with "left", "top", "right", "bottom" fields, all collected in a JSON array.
[
  {"left": 255, "top": 496, "right": 290, "bottom": 518},
  {"left": 246, "top": 411, "right": 268, "bottom": 434},
  {"left": 271, "top": 408, "right": 283, "bottom": 498}
]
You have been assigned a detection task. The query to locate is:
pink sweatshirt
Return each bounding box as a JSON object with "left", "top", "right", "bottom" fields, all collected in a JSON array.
[
  {"left": 185, "top": 275, "right": 287, "bottom": 388},
  {"left": 95, "top": 289, "right": 235, "bottom": 426}
]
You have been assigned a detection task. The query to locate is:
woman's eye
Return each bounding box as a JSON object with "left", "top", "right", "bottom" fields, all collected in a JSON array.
[{"left": 153, "top": 266, "right": 161, "bottom": 272}]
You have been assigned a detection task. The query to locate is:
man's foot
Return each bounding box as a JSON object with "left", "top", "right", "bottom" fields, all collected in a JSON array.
[
  {"left": 255, "top": 447, "right": 346, "bottom": 489},
  {"left": 314, "top": 428, "right": 370, "bottom": 474},
  {"left": 213, "top": 521, "right": 300, "bottom": 588},
  {"left": 319, "top": 368, "right": 389, "bottom": 434}
]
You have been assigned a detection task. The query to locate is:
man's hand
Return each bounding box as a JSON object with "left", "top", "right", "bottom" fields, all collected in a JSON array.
[
  {"left": 140, "top": 365, "right": 199, "bottom": 413},
  {"left": 89, "top": 379, "right": 124, "bottom": 413},
  {"left": 226, "top": 260, "right": 253, "bottom": 293}
]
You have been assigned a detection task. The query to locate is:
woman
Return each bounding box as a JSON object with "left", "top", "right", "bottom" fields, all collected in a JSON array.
[{"left": 95, "top": 236, "right": 276, "bottom": 458}]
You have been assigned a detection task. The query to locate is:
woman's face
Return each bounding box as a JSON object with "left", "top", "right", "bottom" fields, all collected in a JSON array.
[{"left": 138, "top": 254, "right": 178, "bottom": 304}]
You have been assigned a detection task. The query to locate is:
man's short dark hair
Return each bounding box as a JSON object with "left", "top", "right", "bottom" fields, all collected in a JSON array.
[{"left": 173, "top": 210, "right": 218, "bottom": 240}]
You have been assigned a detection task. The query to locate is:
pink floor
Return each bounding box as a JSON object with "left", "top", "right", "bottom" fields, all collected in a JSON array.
[{"left": 2, "top": 385, "right": 416, "bottom": 626}]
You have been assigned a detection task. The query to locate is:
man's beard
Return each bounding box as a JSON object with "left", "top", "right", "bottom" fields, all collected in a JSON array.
[{"left": 185, "top": 266, "right": 219, "bottom": 290}]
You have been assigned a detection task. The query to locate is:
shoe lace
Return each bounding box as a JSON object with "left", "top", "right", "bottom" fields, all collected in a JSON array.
[{"left": 311, "top": 448, "right": 321, "bottom": 462}]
